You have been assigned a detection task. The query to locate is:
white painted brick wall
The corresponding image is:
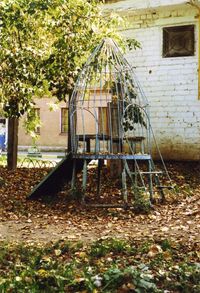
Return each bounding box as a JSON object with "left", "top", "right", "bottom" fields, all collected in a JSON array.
[{"left": 123, "top": 6, "right": 200, "bottom": 159}]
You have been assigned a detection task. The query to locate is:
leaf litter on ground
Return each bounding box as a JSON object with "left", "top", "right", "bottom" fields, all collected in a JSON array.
[
  {"left": 0, "top": 162, "right": 199, "bottom": 246},
  {"left": 0, "top": 161, "right": 200, "bottom": 291}
]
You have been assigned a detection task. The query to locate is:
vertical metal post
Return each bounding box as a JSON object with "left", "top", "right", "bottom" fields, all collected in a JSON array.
[
  {"left": 148, "top": 159, "right": 153, "bottom": 202},
  {"left": 122, "top": 160, "right": 128, "bottom": 205},
  {"left": 82, "top": 159, "right": 87, "bottom": 203},
  {"left": 150, "top": 158, "right": 165, "bottom": 202},
  {"left": 155, "top": 174, "right": 165, "bottom": 203},
  {"left": 71, "top": 159, "right": 76, "bottom": 191},
  {"left": 97, "top": 159, "right": 103, "bottom": 198},
  {"left": 134, "top": 160, "right": 138, "bottom": 187}
]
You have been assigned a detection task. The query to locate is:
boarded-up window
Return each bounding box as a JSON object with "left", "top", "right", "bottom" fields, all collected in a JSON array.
[
  {"left": 163, "top": 25, "right": 194, "bottom": 58},
  {"left": 61, "top": 108, "right": 68, "bottom": 133}
]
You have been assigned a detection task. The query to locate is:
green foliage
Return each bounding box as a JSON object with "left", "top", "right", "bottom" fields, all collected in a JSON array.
[
  {"left": 164, "top": 263, "right": 200, "bottom": 293},
  {"left": 0, "top": 0, "right": 50, "bottom": 118},
  {"left": 23, "top": 108, "right": 41, "bottom": 145},
  {"left": 109, "top": 74, "right": 146, "bottom": 132},
  {"left": 159, "top": 239, "right": 172, "bottom": 251},
  {"left": 0, "top": 0, "right": 139, "bottom": 156},
  {"left": 89, "top": 238, "right": 131, "bottom": 257},
  {"left": 103, "top": 265, "right": 159, "bottom": 292},
  {"left": 43, "top": 0, "right": 140, "bottom": 101},
  {"left": 0, "top": 239, "right": 199, "bottom": 292},
  {"left": 123, "top": 104, "right": 147, "bottom": 132},
  {"left": 132, "top": 187, "right": 152, "bottom": 214}
]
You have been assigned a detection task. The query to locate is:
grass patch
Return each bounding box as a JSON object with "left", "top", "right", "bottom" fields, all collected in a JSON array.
[{"left": 0, "top": 238, "right": 199, "bottom": 292}]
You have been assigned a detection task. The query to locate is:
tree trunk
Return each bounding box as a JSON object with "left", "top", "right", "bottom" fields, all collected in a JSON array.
[{"left": 7, "top": 117, "right": 19, "bottom": 170}]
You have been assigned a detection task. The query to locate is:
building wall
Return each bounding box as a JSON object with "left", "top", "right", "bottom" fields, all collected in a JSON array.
[
  {"left": 18, "top": 98, "right": 68, "bottom": 150},
  {"left": 118, "top": 4, "right": 200, "bottom": 160}
]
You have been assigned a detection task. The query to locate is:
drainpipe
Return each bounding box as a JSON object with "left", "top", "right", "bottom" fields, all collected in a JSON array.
[{"left": 188, "top": 0, "right": 200, "bottom": 99}]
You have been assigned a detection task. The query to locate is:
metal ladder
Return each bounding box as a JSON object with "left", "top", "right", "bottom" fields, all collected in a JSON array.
[{"left": 124, "top": 156, "right": 174, "bottom": 204}]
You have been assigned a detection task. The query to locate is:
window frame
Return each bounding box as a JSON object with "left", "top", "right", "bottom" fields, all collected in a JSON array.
[
  {"left": 60, "top": 107, "right": 68, "bottom": 134},
  {"left": 162, "top": 24, "right": 195, "bottom": 58}
]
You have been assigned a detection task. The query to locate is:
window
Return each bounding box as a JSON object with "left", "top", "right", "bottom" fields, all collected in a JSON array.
[
  {"left": 163, "top": 25, "right": 195, "bottom": 58},
  {"left": 0, "top": 118, "right": 6, "bottom": 125},
  {"left": 61, "top": 108, "right": 68, "bottom": 133}
]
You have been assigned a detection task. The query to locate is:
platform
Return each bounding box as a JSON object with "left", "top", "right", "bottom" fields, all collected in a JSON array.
[{"left": 72, "top": 153, "right": 151, "bottom": 160}]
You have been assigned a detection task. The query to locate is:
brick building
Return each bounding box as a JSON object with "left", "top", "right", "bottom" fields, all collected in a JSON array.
[
  {"left": 104, "top": 0, "right": 200, "bottom": 160},
  {"left": 18, "top": 98, "right": 68, "bottom": 151}
]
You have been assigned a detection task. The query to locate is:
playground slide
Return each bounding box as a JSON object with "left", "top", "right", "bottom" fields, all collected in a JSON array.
[{"left": 28, "top": 153, "right": 85, "bottom": 200}]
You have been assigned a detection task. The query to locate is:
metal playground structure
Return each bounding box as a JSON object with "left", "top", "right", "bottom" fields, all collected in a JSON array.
[
  {"left": 29, "top": 38, "right": 174, "bottom": 207},
  {"left": 69, "top": 38, "right": 174, "bottom": 208}
]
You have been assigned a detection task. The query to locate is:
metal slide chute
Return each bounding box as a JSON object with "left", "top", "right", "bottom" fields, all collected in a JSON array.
[{"left": 28, "top": 154, "right": 86, "bottom": 200}]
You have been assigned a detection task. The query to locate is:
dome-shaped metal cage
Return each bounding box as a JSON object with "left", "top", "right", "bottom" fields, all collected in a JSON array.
[
  {"left": 70, "top": 38, "right": 149, "bottom": 157},
  {"left": 69, "top": 38, "right": 174, "bottom": 208}
]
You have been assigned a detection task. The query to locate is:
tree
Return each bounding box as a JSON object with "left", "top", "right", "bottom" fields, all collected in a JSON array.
[
  {"left": 0, "top": 0, "right": 139, "bottom": 169},
  {"left": 0, "top": 0, "right": 51, "bottom": 169},
  {"left": 42, "top": 0, "right": 139, "bottom": 150}
]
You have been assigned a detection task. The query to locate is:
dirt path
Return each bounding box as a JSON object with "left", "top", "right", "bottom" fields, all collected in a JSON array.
[{"left": 1, "top": 197, "right": 199, "bottom": 245}]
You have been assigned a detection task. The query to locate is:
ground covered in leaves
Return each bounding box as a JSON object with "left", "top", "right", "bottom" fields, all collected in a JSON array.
[
  {"left": 0, "top": 161, "right": 199, "bottom": 292},
  {"left": 0, "top": 161, "right": 199, "bottom": 244}
]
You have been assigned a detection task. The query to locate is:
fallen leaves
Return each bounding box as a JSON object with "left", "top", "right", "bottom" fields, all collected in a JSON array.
[
  {"left": 147, "top": 244, "right": 163, "bottom": 258},
  {"left": 0, "top": 162, "right": 199, "bottom": 249}
]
